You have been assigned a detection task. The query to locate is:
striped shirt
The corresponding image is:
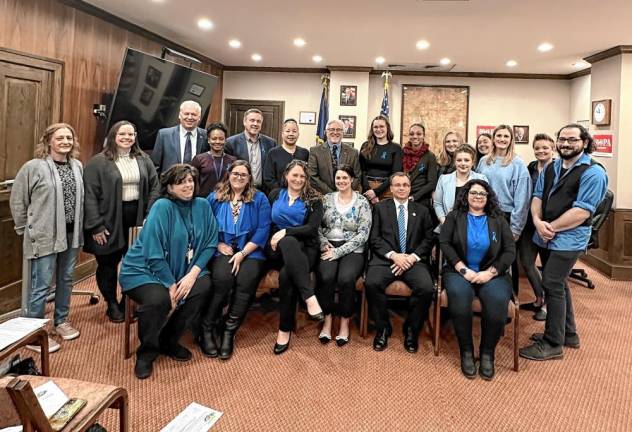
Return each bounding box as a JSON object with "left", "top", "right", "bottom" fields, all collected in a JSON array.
[{"left": 115, "top": 153, "right": 140, "bottom": 201}]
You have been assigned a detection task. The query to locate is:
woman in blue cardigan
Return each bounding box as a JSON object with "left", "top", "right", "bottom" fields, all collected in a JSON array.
[
  {"left": 200, "top": 160, "right": 271, "bottom": 360},
  {"left": 119, "top": 164, "right": 218, "bottom": 379}
]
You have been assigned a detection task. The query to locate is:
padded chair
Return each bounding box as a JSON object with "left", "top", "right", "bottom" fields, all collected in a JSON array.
[
  {"left": 1, "top": 375, "right": 128, "bottom": 432},
  {"left": 568, "top": 189, "right": 614, "bottom": 289},
  {"left": 358, "top": 278, "right": 413, "bottom": 338},
  {"left": 428, "top": 250, "right": 520, "bottom": 372}
]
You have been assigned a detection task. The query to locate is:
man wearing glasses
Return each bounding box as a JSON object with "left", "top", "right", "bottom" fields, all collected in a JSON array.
[
  {"left": 520, "top": 124, "right": 608, "bottom": 361},
  {"left": 308, "top": 119, "right": 361, "bottom": 193}
]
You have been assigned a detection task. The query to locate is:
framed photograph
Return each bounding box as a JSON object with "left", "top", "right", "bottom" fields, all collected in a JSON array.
[
  {"left": 299, "top": 111, "right": 316, "bottom": 125},
  {"left": 592, "top": 99, "right": 612, "bottom": 126},
  {"left": 139, "top": 87, "right": 154, "bottom": 106},
  {"left": 339, "top": 115, "right": 356, "bottom": 138},
  {"left": 342, "top": 141, "right": 355, "bottom": 148},
  {"left": 400, "top": 85, "right": 469, "bottom": 154},
  {"left": 513, "top": 125, "right": 529, "bottom": 144},
  {"left": 145, "top": 66, "right": 162, "bottom": 88},
  {"left": 340, "top": 85, "right": 357, "bottom": 106}
]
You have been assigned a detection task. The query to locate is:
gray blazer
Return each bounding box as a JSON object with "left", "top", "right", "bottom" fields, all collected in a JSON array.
[
  {"left": 10, "top": 157, "right": 84, "bottom": 259},
  {"left": 151, "top": 125, "right": 208, "bottom": 174},
  {"left": 225, "top": 132, "right": 277, "bottom": 163},
  {"left": 308, "top": 142, "right": 361, "bottom": 194}
]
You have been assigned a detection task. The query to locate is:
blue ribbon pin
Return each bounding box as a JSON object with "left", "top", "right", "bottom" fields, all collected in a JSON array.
[{"left": 492, "top": 231, "right": 497, "bottom": 242}]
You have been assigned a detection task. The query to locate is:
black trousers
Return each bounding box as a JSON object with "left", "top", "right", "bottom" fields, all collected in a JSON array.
[
  {"left": 504, "top": 212, "right": 520, "bottom": 295},
  {"left": 268, "top": 236, "right": 319, "bottom": 332},
  {"left": 126, "top": 274, "right": 211, "bottom": 362},
  {"left": 94, "top": 200, "right": 138, "bottom": 304},
  {"left": 364, "top": 261, "right": 434, "bottom": 333},
  {"left": 517, "top": 225, "right": 544, "bottom": 299},
  {"left": 316, "top": 252, "right": 365, "bottom": 317},
  {"left": 202, "top": 255, "right": 265, "bottom": 328},
  {"left": 539, "top": 248, "right": 581, "bottom": 346}
]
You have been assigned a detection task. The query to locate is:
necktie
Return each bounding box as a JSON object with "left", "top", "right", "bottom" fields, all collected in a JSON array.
[
  {"left": 331, "top": 145, "right": 339, "bottom": 176},
  {"left": 183, "top": 132, "right": 192, "bottom": 164},
  {"left": 398, "top": 204, "right": 406, "bottom": 253}
]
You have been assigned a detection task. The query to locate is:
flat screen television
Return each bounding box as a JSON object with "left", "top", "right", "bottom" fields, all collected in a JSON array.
[{"left": 107, "top": 48, "right": 219, "bottom": 151}]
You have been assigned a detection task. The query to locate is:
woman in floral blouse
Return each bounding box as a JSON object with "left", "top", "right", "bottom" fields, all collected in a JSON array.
[{"left": 316, "top": 164, "right": 372, "bottom": 346}]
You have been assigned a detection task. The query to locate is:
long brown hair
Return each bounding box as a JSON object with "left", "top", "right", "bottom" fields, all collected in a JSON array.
[
  {"left": 102, "top": 120, "right": 143, "bottom": 161},
  {"left": 361, "top": 115, "right": 394, "bottom": 158},
  {"left": 283, "top": 160, "right": 321, "bottom": 205},
  {"left": 214, "top": 160, "right": 256, "bottom": 203},
  {"left": 437, "top": 130, "right": 463, "bottom": 167},
  {"left": 34, "top": 123, "right": 80, "bottom": 159},
  {"left": 486, "top": 124, "right": 515, "bottom": 166}
]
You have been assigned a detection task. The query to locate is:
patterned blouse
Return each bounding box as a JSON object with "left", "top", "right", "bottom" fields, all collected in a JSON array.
[
  {"left": 54, "top": 160, "right": 76, "bottom": 224},
  {"left": 318, "top": 191, "right": 372, "bottom": 259}
]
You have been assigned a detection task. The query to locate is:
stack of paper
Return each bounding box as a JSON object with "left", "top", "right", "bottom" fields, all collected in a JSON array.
[{"left": 0, "top": 318, "right": 48, "bottom": 351}]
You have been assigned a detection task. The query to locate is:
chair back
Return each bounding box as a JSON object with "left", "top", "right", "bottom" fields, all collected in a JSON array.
[
  {"left": 128, "top": 226, "right": 143, "bottom": 248},
  {"left": 1, "top": 377, "right": 53, "bottom": 431},
  {"left": 589, "top": 189, "right": 614, "bottom": 249}
]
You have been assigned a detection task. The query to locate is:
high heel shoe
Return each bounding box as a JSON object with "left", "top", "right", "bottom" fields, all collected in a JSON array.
[
  {"left": 308, "top": 311, "right": 325, "bottom": 322},
  {"left": 273, "top": 333, "right": 291, "bottom": 355},
  {"left": 318, "top": 332, "right": 332, "bottom": 344},
  {"left": 335, "top": 335, "right": 349, "bottom": 347}
]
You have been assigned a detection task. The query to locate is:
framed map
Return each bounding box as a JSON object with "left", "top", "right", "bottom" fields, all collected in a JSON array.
[{"left": 400, "top": 85, "right": 469, "bottom": 154}]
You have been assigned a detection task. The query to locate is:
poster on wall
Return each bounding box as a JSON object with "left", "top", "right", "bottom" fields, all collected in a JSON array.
[
  {"left": 593, "top": 134, "right": 613, "bottom": 158},
  {"left": 477, "top": 125, "right": 495, "bottom": 137}
]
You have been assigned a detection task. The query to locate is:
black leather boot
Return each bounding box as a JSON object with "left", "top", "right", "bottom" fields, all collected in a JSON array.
[
  {"left": 479, "top": 352, "right": 495, "bottom": 381},
  {"left": 219, "top": 315, "right": 241, "bottom": 360},
  {"left": 460, "top": 350, "right": 477, "bottom": 379},
  {"left": 106, "top": 301, "right": 124, "bottom": 323},
  {"left": 198, "top": 324, "right": 219, "bottom": 358}
]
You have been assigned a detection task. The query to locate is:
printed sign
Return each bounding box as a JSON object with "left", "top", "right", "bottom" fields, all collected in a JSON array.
[
  {"left": 476, "top": 125, "right": 495, "bottom": 137},
  {"left": 593, "top": 134, "right": 613, "bottom": 158}
]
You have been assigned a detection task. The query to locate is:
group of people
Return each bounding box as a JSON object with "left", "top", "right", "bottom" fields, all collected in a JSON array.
[{"left": 10, "top": 99, "right": 608, "bottom": 382}]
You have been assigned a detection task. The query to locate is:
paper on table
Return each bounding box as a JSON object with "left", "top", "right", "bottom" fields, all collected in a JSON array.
[
  {"left": 34, "top": 380, "right": 70, "bottom": 418},
  {"left": 0, "top": 317, "right": 49, "bottom": 351},
  {"left": 160, "top": 402, "right": 223, "bottom": 432},
  {"left": 0, "top": 426, "right": 23, "bottom": 431}
]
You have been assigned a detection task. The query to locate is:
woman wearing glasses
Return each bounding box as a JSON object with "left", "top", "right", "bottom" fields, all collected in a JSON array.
[
  {"left": 199, "top": 161, "right": 271, "bottom": 360},
  {"left": 191, "top": 122, "right": 236, "bottom": 197},
  {"left": 360, "top": 115, "right": 402, "bottom": 204},
  {"left": 476, "top": 124, "right": 531, "bottom": 294},
  {"left": 437, "top": 131, "right": 464, "bottom": 177},
  {"left": 268, "top": 160, "right": 324, "bottom": 354},
  {"left": 439, "top": 179, "right": 516, "bottom": 381},
  {"left": 84, "top": 120, "right": 160, "bottom": 322},
  {"left": 263, "top": 119, "right": 309, "bottom": 193}
]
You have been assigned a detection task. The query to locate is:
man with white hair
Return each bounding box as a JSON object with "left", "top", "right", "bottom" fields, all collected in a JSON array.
[
  {"left": 308, "top": 119, "right": 361, "bottom": 193},
  {"left": 151, "top": 100, "right": 209, "bottom": 174}
]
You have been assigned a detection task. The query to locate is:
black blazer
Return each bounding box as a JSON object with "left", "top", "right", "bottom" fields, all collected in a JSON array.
[
  {"left": 369, "top": 198, "right": 434, "bottom": 266},
  {"left": 439, "top": 210, "right": 516, "bottom": 274},
  {"left": 408, "top": 151, "right": 438, "bottom": 205}
]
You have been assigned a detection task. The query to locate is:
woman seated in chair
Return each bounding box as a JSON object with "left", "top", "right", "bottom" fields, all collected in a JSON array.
[
  {"left": 200, "top": 160, "right": 271, "bottom": 360},
  {"left": 316, "top": 164, "right": 371, "bottom": 347},
  {"left": 119, "top": 164, "right": 218, "bottom": 379},
  {"left": 268, "top": 160, "right": 324, "bottom": 355},
  {"left": 439, "top": 179, "right": 515, "bottom": 381}
]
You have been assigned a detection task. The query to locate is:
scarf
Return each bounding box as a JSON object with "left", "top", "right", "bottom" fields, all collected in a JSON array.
[{"left": 403, "top": 143, "right": 430, "bottom": 173}]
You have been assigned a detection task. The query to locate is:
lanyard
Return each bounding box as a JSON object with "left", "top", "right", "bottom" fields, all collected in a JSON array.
[
  {"left": 174, "top": 203, "right": 195, "bottom": 264},
  {"left": 212, "top": 155, "right": 225, "bottom": 182}
]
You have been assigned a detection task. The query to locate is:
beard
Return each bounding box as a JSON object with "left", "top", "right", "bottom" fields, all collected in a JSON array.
[{"left": 557, "top": 145, "right": 584, "bottom": 160}]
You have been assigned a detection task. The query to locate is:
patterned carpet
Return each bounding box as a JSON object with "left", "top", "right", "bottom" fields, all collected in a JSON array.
[{"left": 20, "top": 263, "right": 632, "bottom": 431}]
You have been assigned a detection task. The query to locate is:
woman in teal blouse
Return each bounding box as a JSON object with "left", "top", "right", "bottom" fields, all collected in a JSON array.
[{"left": 119, "top": 164, "right": 218, "bottom": 379}]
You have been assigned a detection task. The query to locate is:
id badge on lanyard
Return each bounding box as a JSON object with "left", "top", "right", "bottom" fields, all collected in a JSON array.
[{"left": 187, "top": 243, "right": 194, "bottom": 264}]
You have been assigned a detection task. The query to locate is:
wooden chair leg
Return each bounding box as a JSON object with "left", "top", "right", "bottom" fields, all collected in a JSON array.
[
  {"left": 116, "top": 393, "right": 129, "bottom": 432},
  {"left": 360, "top": 288, "right": 368, "bottom": 338},
  {"left": 124, "top": 296, "right": 132, "bottom": 359},
  {"left": 513, "top": 306, "right": 520, "bottom": 372},
  {"left": 433, "top": 299, "right": 441, "bottom": 356}
]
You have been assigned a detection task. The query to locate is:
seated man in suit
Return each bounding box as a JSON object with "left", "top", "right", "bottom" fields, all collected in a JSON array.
[
  {"left": 225, "top": 108, "right": 277, "bottom": 189},
  {"left": 308, "top": 119, "right": 361, "bottom": 194},
  {"left": 151, "top": 100, "right": 209, "bottom": 174},
  {"left": 365, "top": 172, "right": 435, "bottom": 353}
]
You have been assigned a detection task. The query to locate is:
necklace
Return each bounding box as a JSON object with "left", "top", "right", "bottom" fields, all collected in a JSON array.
[{"left": 230, "top": 199, "right": 242, "bottom": 222}]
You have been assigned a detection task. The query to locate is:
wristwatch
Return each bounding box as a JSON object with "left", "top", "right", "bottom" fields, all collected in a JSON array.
[
  {"left": 489, "top": 267, "right": 498, "bottom": 275},
  {"left": 459, "top": 267, "right": 469, "bottom": 275}
]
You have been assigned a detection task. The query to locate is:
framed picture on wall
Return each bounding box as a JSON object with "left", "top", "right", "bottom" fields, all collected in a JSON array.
[
  {"left": 513, "top": 125, "right": 529, "bottom": 144},
  {"left": 339, "top": 115, "right": 356, "bottom": 138},
  {"left": 299, "top": 111, "right": 316, "bottom": 125},
  {"left": 342, "top": 141, "right": 355, "bottom": 148},
  {"left": 340, "top": 85, "right": 357, "bottom": 106},
  {"left": 400, "top": 85, "right": 469, "bottom": 155}
]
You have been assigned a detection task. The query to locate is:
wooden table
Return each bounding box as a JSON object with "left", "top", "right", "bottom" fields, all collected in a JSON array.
[{"left": 0, "top": 327, "right": 50, "bottom": 376}]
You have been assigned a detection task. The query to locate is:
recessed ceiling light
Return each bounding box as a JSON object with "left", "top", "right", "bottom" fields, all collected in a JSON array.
[
  {"left": 228, "top": 39, "right": 241, "bottom": 49},
  {"left": 293, "top": 38, "right": 306, "bottom": 47},
  {"left": 416, "top": 40, "right": 430, "bottom": 50},
  {"left": 506, "top": 60, "right": 518, "bottom": 67},
  {"left": 197, "top": 18, "right": 213, "bottom": 30},
  {"left": 251, "top": 53, "right": 262, "bottom": 62},
  {"left": 375, "top": 56, "right": 385, "bottom": 64},
  {"left": 538, "top": 42, "right": 554, "bottom": 52},
  {"left": 312, "top": 55, "right": 322, "bottom": 63},
  {"left": 440, "top": 57, "right": 451, "bottom": 65}
]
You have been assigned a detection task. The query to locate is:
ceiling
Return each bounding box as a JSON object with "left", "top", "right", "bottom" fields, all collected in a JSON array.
[{"left": 83, "top": 0, "right": 632, "bottom": 74}]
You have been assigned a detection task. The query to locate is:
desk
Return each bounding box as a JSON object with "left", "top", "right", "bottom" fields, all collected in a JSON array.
[{"left": 0, "top": 327, "right": 50, "bottom": 376}]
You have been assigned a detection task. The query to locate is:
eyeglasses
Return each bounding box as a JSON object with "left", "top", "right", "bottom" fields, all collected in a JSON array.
[
  {"left": 230, "top": 172, "right": 249, "bottom": 179},
  {"left": 326, "top": 128, "right": 343, "bottom": 133},
  {"left": 469, "top": 191, "right": 488, "bottom": 197},
  {"left": 556, "top": 137, "right": 583, "bottom": 144}
]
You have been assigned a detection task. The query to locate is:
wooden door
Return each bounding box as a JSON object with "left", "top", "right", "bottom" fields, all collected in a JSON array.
[
  {"left": 224, "top": 99, "right": 285, "bottom": 144},
  {"left": 0, "top": 49, "right": 63, "bottom": 316}
]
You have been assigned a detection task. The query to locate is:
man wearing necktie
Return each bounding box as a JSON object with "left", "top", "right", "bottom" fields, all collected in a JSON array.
[
  {"left": 151, "top": 100, "right": 209, "bottom": 174},
  {"left": 364, "top": 172, "right": 435, "bottom": 353}
]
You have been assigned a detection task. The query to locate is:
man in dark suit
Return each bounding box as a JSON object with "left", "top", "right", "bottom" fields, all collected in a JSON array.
[
  {"left": 308, "top": 119, "right": 361, "bottom": 193},
  {"left": 151, "top": 100, "right": 209, "bottom": 174},
  {"left": 365, "top": 172, "right": 435, "bottom": 353},
  {"left": 225, "top": 108, "right": 277, "bottom": 188}
]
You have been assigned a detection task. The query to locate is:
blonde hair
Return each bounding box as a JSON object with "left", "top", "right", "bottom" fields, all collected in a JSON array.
[
  {"left": 34, "top": 123, "right": 80, "bottom": 159},
  {"left": 437, "top": 131, "right": 463, "bottom": 167},
  {"left": 485, "top": 124, "right": 515, "bottom": 166}
]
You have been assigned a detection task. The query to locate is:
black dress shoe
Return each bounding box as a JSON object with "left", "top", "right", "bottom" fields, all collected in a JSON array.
[
  {"left": 335, "top": 335, "right": 349, "bottom": 347},
  {"left": 308, "top": 311, "right": 325, "bottom": 322},
  {"left": 106, "top": 301, "right": 125, "bottom": 323},
  {"left": 162, "top": 343, "right": 192, "bottom": 362},
  {"left": 273, "top": 333, "right": 291, "bottom": 355},
  {"left": 134, "top": 357, "right": 153, "bottom": 380},
  {"left": 218, "top": 331, "right": 236, "bottom": 360},
  {"left": 479, "top": 353, "right": 495, "bottom": 381},
  {"left": 460, "top": 350, "right": 477, "bottom": 379},
  {"left": 520, "top": 301, "right": 544, "bottom": 312},
  {"left": 403, "top": 327, "right": 419, "bottom": 353},
  {"left": 373, "top": 328, "right": 389, "bottom": 351},
  {"left": 198, "top": 330, "right": 219, "bottom": 358}
]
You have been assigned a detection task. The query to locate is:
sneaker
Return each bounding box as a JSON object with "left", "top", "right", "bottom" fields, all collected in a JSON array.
[
  {"left": 55, "top": 322, "right": 80, "bottom": 341},
  {"left": 519, "top": 339, "right": 564, "bottom": 361},
  {"left": 530, "top": 332, "right": 580, "bottom": 349},
  {"left": 26, "top": 337, "right": 61, "bottom": 354}
]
